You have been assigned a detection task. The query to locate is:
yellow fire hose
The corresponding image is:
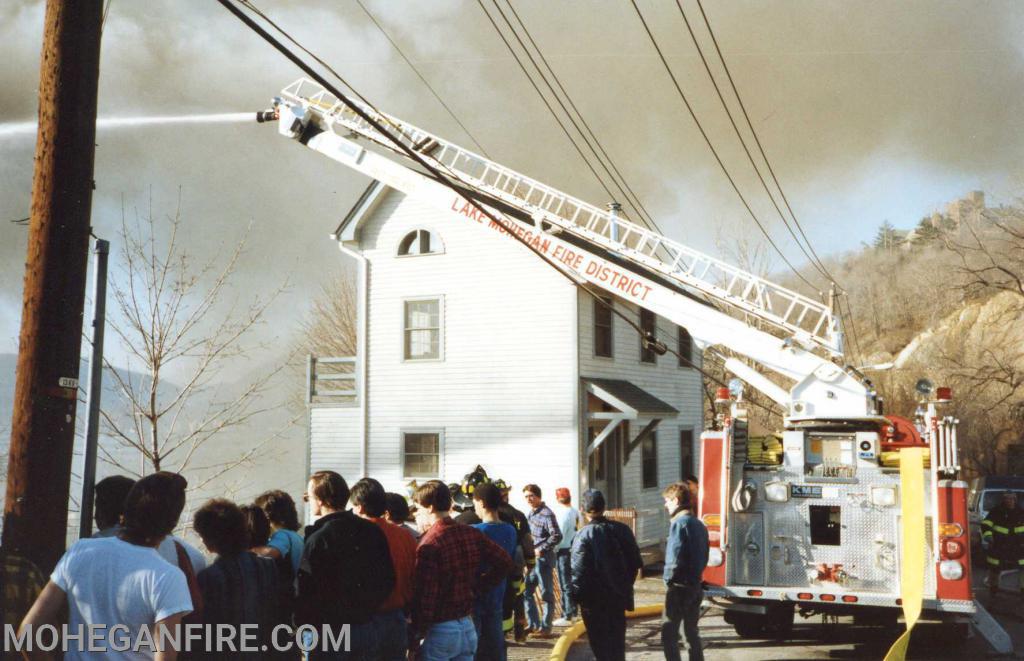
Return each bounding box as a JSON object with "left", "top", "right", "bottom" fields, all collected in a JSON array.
[
  {"left": 549, "top": 605, "right": 663, "bottom": 660},
  {"left": 884, "top": 447, "right": 926, "bottom": 661}
]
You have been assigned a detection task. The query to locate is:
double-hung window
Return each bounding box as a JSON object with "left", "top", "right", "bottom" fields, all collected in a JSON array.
[
  {"left": 594, "top": 297, "right": 613, "bottom": 357},
  {"left": 640, "top": 309, "right": 657, "bottom": 363},
  {"left": 404, "top": 298, "right": 442, "bottom": 360},
  {"left": 678, "top": 327, "right": 693, "bottom": 368},
  {"left": 402, "top": 431, "right": 441, "bottom": 478},
  {"left": 642, "top": 431, "right": 658, "bottom": 489}
]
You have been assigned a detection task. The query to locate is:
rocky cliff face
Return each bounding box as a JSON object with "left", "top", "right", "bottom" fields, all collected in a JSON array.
[{"left": 893, "top": 291, "right": 1024, "bottom": 370}]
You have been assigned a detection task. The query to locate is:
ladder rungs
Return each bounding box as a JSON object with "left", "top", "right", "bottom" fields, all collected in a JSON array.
[{"left": 282, "top": 78, "right": 838, "bottom": 354}]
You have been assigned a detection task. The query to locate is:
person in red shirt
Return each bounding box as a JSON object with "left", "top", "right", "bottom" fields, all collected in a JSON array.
[
  {"left": 412, "top": 480, "right": 515, "bottom": 661},
  {"left": 350, "top": 478, "right": 417, "bottom": 661}
]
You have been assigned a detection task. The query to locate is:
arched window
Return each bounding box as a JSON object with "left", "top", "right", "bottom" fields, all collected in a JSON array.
[{"left": 398, "top": 229, "right": 443, "bottom": 256}]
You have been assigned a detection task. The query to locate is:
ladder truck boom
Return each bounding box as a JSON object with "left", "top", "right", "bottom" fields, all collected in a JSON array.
[{"left": 263, "top": 78, "right": 873, "bottom": 420}]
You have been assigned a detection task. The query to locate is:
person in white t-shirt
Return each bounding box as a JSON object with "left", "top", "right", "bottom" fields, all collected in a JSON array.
[
  {"left": 20, "top": 472, "right": 194, "bottom": 661},
  {"left": 551, "top": 487, "right": 580, "bottom": 626}
]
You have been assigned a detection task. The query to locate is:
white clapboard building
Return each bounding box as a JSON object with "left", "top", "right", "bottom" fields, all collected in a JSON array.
[{"left": 307, "top": 181, "right": 703, "bottom": 545}]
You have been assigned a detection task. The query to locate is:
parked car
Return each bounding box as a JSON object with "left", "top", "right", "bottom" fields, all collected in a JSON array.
[{"left": 968, "top": 475, "right": 1024, "bottom": 563}]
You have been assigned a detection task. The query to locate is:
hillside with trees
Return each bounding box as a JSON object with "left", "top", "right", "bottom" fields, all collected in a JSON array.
[{"left": 821, "top": 192, "right": 1024, "bottom": 476}]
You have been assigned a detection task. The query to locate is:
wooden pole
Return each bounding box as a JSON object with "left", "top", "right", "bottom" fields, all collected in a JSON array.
[{"left": 2, "top": 0, "right": 103, "bottom": 572}]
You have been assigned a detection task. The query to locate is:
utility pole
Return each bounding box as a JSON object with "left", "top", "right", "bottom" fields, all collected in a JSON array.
[
  {"left": 78, "top": 238, "right": 109, "bottom": 540},
  {"left": 3, "top": 0, "right": 103, "bottom": 572}
]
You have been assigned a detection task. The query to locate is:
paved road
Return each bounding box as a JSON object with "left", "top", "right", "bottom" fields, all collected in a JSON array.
[{"left": 554, "top": 571, "right": 1024, "bottom": 661}]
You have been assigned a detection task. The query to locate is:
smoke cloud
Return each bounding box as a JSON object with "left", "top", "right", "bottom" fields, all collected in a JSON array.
[{"left": 1, "top": 0, "right": 1022, "bottom": 498}]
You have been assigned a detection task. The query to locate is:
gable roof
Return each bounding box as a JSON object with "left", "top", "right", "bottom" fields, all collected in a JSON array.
[{"left": 331, "top": 179, "right": 389, "bottom": 245}]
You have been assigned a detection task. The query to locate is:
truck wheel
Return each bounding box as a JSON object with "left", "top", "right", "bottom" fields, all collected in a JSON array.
[
  {"left": 732, "top": 613, "right": 766, "bottom": 638},
  {"left": 765, "top": 604, "right": 795, "bottom": 641}
]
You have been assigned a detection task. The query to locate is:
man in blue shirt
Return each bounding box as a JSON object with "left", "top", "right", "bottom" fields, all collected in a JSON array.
[
  {"left": 551, "top": 487, "right": 579, "bottom": 626},
  {"left": 471, "top": 483, "right": 517, "bottom": 661},
  {"left": 661, "top": 482, "right": 709, "bottom": 661}
]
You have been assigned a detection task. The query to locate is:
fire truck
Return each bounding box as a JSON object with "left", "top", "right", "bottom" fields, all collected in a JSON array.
[{"left": 257, "top": 78, "right": 1010, "bottom": 652}]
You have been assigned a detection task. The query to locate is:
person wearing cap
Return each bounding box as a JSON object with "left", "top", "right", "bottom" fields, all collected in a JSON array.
[
  {"left": 661, "top": 482, "right": 709, "bottom": 661},
  {"left": 551, "top": 487, "right": 579, "bottom": 626},
  {"left": 569, "top": 488, "right": 643, "bottom": 661}
]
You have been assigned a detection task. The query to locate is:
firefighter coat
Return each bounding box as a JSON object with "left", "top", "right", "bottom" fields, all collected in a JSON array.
[{"left": 980, "top": 504, "right": 1024, "bottom": 569}]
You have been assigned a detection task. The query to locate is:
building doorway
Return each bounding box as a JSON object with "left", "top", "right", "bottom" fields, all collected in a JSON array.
[{"left": 587, "top": 423, "right": 625, "bottom": 508}]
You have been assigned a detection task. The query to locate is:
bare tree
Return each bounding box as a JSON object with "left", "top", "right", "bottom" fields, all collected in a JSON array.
[
  {"left": 288, "top": 271, "right": 358, "bottom": 411},
  {"left": 99, "top": 192, "right": 291, "bottom": 490},
  {"left": 297, "top": 272, "right": 357, "bottom": 358},
  {"left": 934, "top": 206, "right": 1024, "bottom": 473},
  {"left": 945, "top": 205, "right": 1024, "bottom": 303}
]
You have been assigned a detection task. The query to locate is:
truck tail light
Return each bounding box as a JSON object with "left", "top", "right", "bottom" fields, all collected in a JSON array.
[
  {"left": 938, "top": 522, "right": 963, "bottom": 538},
  {"left": 842, "top": 595, "right": 858, "bottom": 603},
  {"left": 941, "top": 539, "right": 964, "bottom": 560},
  {"left": 702, "top": 513, "right": 721, "bottom": 528},
  {"left": 939, "top": 560, "right": 964, "bottom": 581},
  {"left": 707, "top": 547, "right": 724, "bottom": 567},
  {"left": 820, "top": 594, "right": 836, "bottom": 602}
]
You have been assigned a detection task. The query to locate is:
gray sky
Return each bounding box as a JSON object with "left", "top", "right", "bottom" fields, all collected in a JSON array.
[{"left": 2, "top": 0, "right": 1023, "bottom": 357}]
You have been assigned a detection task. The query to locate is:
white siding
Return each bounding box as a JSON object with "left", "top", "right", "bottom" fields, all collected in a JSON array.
[
  {"left": 578, "top": 292, "right": 704, "bottom": 544},
  {"left": 356, "top": 191, "right": 580, "bottom": 508},
  {"left": 309, "top": 406, "right": 361, "bottom": 483}
]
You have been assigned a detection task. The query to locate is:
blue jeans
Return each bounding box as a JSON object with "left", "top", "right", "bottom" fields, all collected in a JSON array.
[
  {"left": 555, "top": 548, "right": 577, "bottom": 619},
  {"left": 420, "top": 616, "right": 477, "bottom": 661},
  {"left": 474, "top": 602, "right": 507, "bottom": 661},
  {"left": 524, "top": 550, "right": 555, "bottom": 631},
  {"left": 373, "top": 609, "right": 408, "bottom": 661},
  {"left": 304, "top": 621, "right": 377, "bottom": 660},
  {"left": 661, "top": 584, "right": 704, "bottom": 661}
]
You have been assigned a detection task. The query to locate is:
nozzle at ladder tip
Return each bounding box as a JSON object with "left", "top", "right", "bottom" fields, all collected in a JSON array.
[{"left": 256, "top": 109, "right": 279, "bottom": 123}]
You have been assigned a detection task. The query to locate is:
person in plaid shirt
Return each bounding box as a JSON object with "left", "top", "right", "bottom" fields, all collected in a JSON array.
[
  {"left": 412, "top": 481, "right": 515, "bottom": 661},
  {"left": 1, "top": 549, "right": 45, "bottom": 661}
]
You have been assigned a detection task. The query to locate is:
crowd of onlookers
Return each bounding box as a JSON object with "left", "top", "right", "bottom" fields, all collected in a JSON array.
[{"left": 2, "top": 468, "right": 709, "bottom": 661}]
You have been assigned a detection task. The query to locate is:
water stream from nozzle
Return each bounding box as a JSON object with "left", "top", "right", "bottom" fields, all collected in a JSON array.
[{"left": 0, "top": 112, "right": 254, "bottom": 140}]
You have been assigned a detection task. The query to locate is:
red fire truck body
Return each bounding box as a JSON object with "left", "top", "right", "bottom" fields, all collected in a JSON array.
[{"left": 698, "top": 399, "right": 973, "bottom": 636}]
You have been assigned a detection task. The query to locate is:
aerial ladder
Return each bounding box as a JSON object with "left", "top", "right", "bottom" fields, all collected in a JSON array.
[{"left": 259, "top": 78, "right": 1010, "bottom": 653}]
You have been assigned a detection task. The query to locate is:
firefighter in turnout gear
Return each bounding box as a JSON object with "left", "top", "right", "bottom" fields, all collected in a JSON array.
[{"left": 981, "top": 490, "right": 1024, "bottom": 599}]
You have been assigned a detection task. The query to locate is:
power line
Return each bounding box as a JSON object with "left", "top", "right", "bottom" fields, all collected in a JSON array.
[
  {"left": 473, "top": 0, "right": 623, "bottom": 211},
  {"left": 496, "top": 0, "right": 661, "bottom": 235},
  {"left": 220, "top": 0, "right": 799, "bottom": 415},
  {"left": 840, "top": 295, "right": 864, "bottom": 367},
  {"left": 591, "top": 291, "right": 780, "bottom": 417},
  {"left": 673, "top": 0, "right": 830, "bottom": 285},
  {"left": 238, "top": 0, "right": 470, "bottom": 186},
  {"left": 693, "top": 0, "right": 839, "bottom": 288},
  {"left": 354, "top": 0, "right": 491, "bottom": 158},
  {"left": 628, "top": 0, "right": 820, "bottom": 293},
  {"left": 220, "top": 0, "right": 648, "bottom": 353}
]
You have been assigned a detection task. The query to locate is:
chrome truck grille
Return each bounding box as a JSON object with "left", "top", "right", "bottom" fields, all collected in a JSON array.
[{"left": 726, "top": 463, "right": 936, "bottom": 597}]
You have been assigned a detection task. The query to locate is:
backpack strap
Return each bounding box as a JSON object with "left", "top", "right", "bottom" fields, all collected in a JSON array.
[{"left": 174, "top": 541, "right": 205, "bottom": 621}]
